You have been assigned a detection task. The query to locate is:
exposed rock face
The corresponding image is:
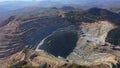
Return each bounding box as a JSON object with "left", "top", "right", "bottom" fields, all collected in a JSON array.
[
  {"left": 0, "top": 8, "right": 120, "bottom": 68},
  {"left": 36, "top": 26, "right": 79, "bottom": 58},
  {"left": 79, "top": 21, "right": 115, "bottom": 45},
  {"left": 36, "top": 21, "right": 120, "bottom": 67},
  {"left": 0, "top": 49, "right": 69, "bottom": 68},
  {"left": 0, "top": 16, "right": 71, "bottom": 58},
  {"left": 1, "top": 49, "right": 120, "bottom": 68}
]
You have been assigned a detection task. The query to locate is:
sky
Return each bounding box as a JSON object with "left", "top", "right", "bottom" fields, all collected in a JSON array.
[
  {"left": 0, "top": 0, "right": 119, "bottom": 4},
  {"left": 0, "top": 0, "right": 44, "bottom": 1},
  {"left": 0, "top": 0, "right": 118, "bottom": 3},
  {"left": 0, "top": 0, "right": 119, "bottom": 8},
  {"left": 0, "top": 0, "right": 119, "bottom": 2}
]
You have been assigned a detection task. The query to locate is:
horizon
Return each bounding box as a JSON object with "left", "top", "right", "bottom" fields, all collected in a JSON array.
[
  {"left": 0, "top": 0, "right": 119, "bottom": 3},
  {"left": 0, "top": 0, "right": 119, "bottom": 11},
  {"left": 0, "top": 0, "right": 119, "bottom": 7}
]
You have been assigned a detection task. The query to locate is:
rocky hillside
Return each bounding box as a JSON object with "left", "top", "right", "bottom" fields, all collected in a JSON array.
[
  {"left": 0, "top": 15, "right": 72, "bottom": 58},
  {"left": 0, "top": 8, "right": 120, "bottom": 68},
  {"left": 64, "top": 8, "right": 120, "bottom": 25}
]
